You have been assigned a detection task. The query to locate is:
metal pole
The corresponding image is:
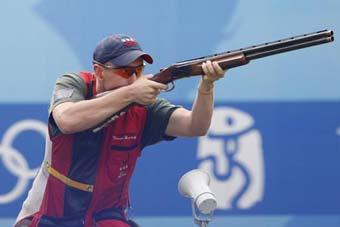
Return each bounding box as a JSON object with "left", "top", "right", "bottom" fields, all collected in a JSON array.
[{"left": 196, "top": 220, "right": 209, "bottom": 227}]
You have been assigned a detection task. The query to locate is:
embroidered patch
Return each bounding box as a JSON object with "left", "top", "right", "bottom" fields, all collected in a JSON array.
[{"left": 54, "top": 88, "right": 74, "bottom": 101}]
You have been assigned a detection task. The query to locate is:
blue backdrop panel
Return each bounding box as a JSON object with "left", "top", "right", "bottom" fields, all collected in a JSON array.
[
  {"left": 132, "top": 102, "right": 340, "bottom": 215},
  {"left": 1, "top": 102, "right": 340, "bottom": 217}
]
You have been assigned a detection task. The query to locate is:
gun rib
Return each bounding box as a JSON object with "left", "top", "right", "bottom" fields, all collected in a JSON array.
[{"left": 175, "top": 29, "right": 334, "bottom": 64}]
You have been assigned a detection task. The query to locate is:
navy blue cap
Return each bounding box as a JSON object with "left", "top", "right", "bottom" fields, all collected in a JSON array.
[{"left": 93, "top": 34, "right": 153, "bottom": 66}]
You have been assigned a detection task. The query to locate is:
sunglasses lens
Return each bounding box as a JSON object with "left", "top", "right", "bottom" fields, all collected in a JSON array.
[
  {"left": 124, "top": 69, "right": 134, "bottom": 77},
  {"left": 114, "top": 69, "right": 131, "bottom": 79},
  {"left": 110, "top": 64, "right": 144, "bottom": 79}
]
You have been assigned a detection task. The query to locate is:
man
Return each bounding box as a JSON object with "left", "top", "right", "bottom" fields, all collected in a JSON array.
[{"left": 15, "top": 34, "right": 225, "bottom": 227}]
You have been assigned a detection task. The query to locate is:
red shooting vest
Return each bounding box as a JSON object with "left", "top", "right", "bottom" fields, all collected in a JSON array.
[{"left": 38, "top": 72, "right": 147, "bottom": 227}]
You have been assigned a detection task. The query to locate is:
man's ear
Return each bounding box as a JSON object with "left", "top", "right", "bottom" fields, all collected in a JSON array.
[{"left": 93, "top": 64, "right": 104, "bottom": 80}]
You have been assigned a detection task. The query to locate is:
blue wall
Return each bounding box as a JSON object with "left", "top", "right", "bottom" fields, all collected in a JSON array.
[{"left": 1, "top": 1, "right": 340, "bottom": 226}]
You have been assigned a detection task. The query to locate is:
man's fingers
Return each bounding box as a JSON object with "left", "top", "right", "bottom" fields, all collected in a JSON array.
[
  {"left": 212, "top": 61, "right": 224, "bottom": 75},
  {"left": 153, "top": 88, "right": 161, "bottom": 96},
  {"left": 147, "top": 78, "right": 168, "bottom": 90},
  {"left": 200, "top": 60, "right": 226, "bottom": 84},
  {"left": 205, "top": 60, "right": 216, "bottom": 75},
  {"left": 202, "top": 62, "right": 209, "bottom": 75},
  {"left": 156, "top": 81, "right": 168, "bottom": 90}
]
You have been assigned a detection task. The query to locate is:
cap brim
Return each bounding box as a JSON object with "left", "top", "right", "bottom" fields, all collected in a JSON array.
[{"left": 110, "top": 50, "right": 153, "bottom": 66}]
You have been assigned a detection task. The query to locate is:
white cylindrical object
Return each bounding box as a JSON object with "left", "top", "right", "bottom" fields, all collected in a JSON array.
[
  {"left": 178, "top": 169, "right": 210, "bottom": 198},
  {"left": 178, "top": 169, "right": 217, "bottom": 214},
  {"left": 195, "top": 192, "right": 217, "bottom": 214}
]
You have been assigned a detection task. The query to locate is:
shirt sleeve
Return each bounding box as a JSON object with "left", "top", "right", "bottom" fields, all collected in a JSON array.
[
  {"left": 141, "top": 98, "right": 181, "bottom": 149},
  {"left": 48, "top": 73, "right": 86, "bottom": 137},
  {"left": 48, "top": 73, "right": 86, "bottom": 115}
]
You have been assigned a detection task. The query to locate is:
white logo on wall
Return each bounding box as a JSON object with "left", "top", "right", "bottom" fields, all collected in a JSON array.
[
  {"left": 0, "top": 120, "right": 47, "bottom": 204},
  {"left": 197, "top": 107, "right": 264, "bottom": 210}
]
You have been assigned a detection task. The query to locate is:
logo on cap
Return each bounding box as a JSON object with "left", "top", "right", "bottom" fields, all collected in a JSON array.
[{"left": 121, "top": 37, "right": 138, "bottom": 47}]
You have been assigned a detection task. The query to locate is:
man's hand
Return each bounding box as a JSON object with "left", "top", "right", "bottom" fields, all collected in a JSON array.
[
  {"left": 129, "top": 76, "right": 167, "bottom": 105},
  {"left": 201, "top": 60, "right": 225, "bottom": 83},
  {"left": 199, "top": 60, "right": 226, "bottom": 94}
]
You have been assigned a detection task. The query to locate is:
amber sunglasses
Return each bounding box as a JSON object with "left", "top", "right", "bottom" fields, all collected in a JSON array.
[{"left": 93, "top": 60, "right": 145, "bottom": 79}]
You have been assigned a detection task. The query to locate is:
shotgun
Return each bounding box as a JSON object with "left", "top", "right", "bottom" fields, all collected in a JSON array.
[
  {"left": 150, "top": 29, "right": 334, "bottom": 84},
  {"left": 92, "top": 29, "right": 334, "bottom": 132}
]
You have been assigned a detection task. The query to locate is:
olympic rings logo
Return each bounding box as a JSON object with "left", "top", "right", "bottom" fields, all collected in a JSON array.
[{"left": 0, "top": 119, "right": 47, "bottom": 204}]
